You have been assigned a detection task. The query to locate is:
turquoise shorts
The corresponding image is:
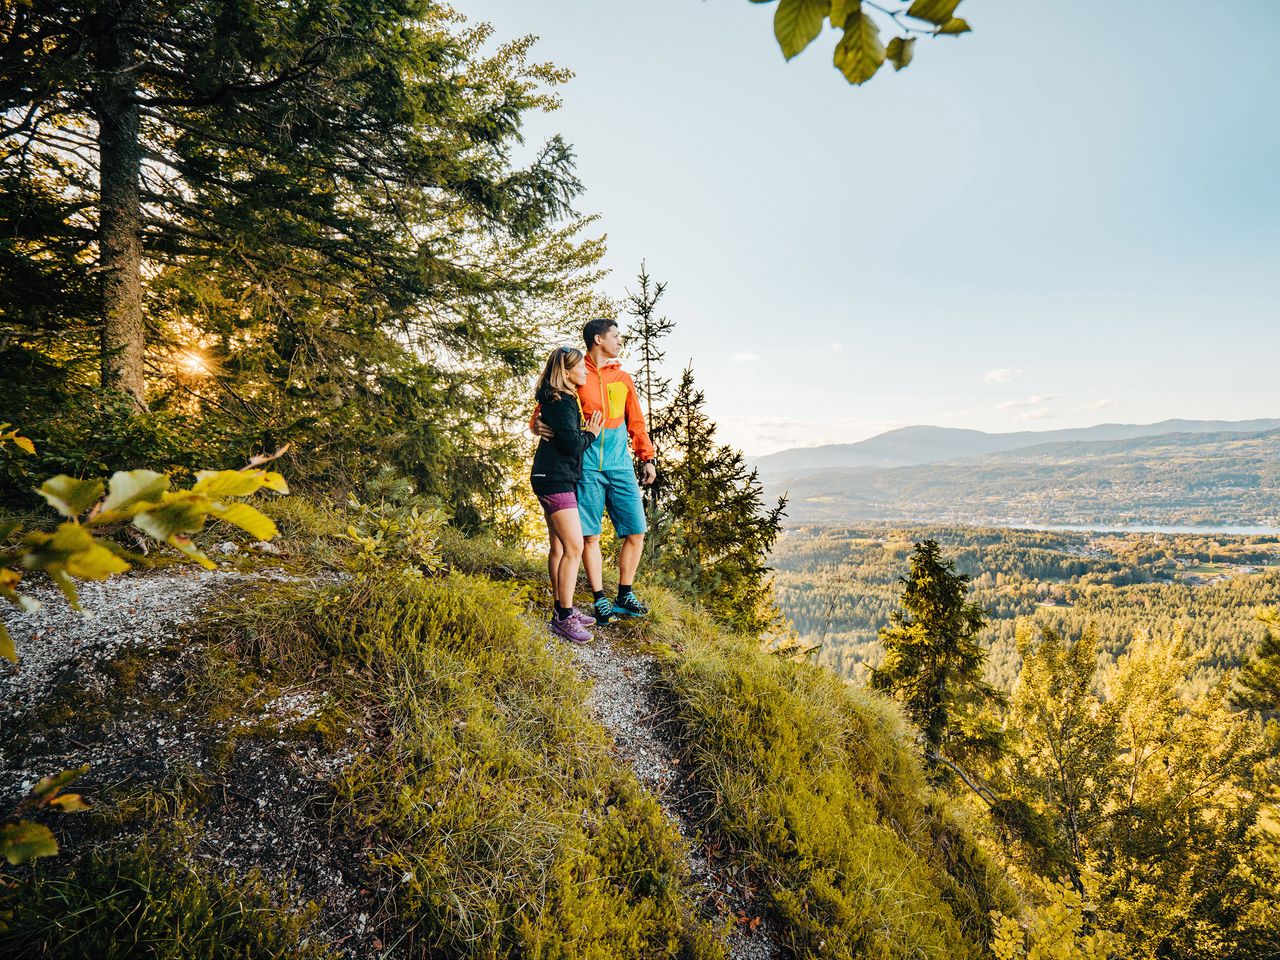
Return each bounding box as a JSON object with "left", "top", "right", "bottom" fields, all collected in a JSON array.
[{"left": 577, "top": 468, "right": 648, "bottom": 538}]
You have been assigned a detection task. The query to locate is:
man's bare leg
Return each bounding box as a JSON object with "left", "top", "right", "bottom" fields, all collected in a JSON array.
[
  {"left": 582, "top": 535, "right": 605, "bottom": 592},
  {"left": 618, "top": 533, "right": 644, "bottom": 587}
]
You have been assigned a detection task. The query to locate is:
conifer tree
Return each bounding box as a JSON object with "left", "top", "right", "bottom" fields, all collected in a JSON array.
[
  {"left": 623, "top": 261, "right": 674, "bottom": 536},
  {"left": 1001, "top": 626, "right": 1280, "bottom": 956},
  {"left": 650, "top": 366, "right": 786, "bottom": 634},
  {"left": 1234, "top": 608, "right": 1280, "bottom": 717},
  {"left": 1, "top": 1, "right": 601, "bottom": 519},
  {"left": 870, "top": 539, "right": 1002, "bottom": 764},
  {"left": 624, "top": 261, "right": 674, "bottom": 427}
]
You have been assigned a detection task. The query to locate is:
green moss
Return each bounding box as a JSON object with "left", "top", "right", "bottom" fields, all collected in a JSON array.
[
  {"left": 0, "top": 836, "right": 333, "bottom": 959},
  {"left": 644, "top": 588, "right": 1019, "bottom": 960}
]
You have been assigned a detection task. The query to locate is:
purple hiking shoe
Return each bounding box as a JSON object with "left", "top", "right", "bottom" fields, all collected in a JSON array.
[
  {"left": 568, "top": 607, "right": 597, "bottom": 627},
  {"left": 550, "top": 613, "right": 593, "bottom": 644}
]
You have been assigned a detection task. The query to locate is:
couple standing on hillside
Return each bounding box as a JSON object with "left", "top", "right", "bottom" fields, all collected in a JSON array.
[{"left": 529, "top": 317, "right": 656, "bottom": 643}]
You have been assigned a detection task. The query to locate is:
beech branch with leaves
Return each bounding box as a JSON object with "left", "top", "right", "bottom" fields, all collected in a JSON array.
[
  {"left": 0, "top": 443, "right": 289, "bottom": 663},
  {"left": 757, "top": 0, "right": 972, "bottom": 85}
]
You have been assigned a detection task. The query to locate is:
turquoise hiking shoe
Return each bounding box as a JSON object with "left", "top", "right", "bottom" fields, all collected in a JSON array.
[
  {"left": 613, "top": 591, "right": 649, "bottom": 618},
  {"left": 592, "top": 596, "right": 617, "bottom": 625}
]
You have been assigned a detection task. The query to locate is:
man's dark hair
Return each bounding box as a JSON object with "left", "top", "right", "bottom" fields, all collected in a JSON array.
[{"left": 583, "top": 317, "right": 618, "bottom": 349}]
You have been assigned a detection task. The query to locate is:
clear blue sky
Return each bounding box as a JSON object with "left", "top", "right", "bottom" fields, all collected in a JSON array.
[{"left": 453, "top": 0, "right": 1280, "bottom": 455}]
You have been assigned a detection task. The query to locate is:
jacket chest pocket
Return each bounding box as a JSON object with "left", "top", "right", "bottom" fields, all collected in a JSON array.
[{"left": 606, "top": 382, "right": 628, "bottom": 419}]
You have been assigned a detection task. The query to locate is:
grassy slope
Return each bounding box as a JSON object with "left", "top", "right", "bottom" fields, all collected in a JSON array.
[
  {"left": 643, "top": 591, "right": 1017, "bottom": 960},
  {"left": 2, "top": 509, "right": 1018, "bottom": 959}
]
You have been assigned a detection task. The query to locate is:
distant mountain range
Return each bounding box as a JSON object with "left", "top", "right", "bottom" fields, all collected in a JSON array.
[
  {"left": 754, "top": 419, "right": 1280, "bottom": 477},
  {"left": 756, "top": 420, "right": 1280, "bottom": 527}
]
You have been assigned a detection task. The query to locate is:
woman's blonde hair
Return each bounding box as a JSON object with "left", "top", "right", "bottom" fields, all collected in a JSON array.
[{"left": 536, "top": 346, "right": 585, "bottom": 402}]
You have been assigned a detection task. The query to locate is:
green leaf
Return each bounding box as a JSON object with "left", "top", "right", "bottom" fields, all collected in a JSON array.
[
  {"left": 258, "top": 471, "right": 289, "bottom": 494},
  {"left": 24, "top": 524, "right": 129, "bottom": 584},
  {"left": 36, "top": 476, "right": 104, "bottom": 519},
  {"left": 937, "top": 16, "right": 970, "bottom": 33},
  {"left": 167, "top": 534, "right": 216, "bottom": 570},
  {"left": 191, "top": 470, "right": 266, "bottom": 498},
  {"left": 133, "top": 495, "right": 211, "bottom": 542},
  {"left": 1, "top": 821, "right": 58, "bottom": 865},
  {"left": 833, "top": 8, "right": 885, "bottom": 84},
  {"left": 12, "top": 436, "right": 34, "bottom": 455},
  {"left": 49, "top": 570, "right": 81, "bottom": 609},
  {"left": 208, "top": 502, "right": 277, "bottom": 541},
  {"left": 48, "top": 793, "right": 91, "bottom": 813},
  {"left": 829, "top": 0, "right": 858, "bottom": 28},
  {"left": 886, "top": 36, "right": 915, "bottom": 70},
  {"left": 774, "top": 0, "right": 828, "bottom": 60},
  {"left": 64, "top": 540, "right": 130, "bottom": 580},
  {"left": 0, "top": 622, "right": 14, "bottom": 663},
  {"left": 32, "top": 765, "right": 88, "bottom": 799},
  {"left": 906, "top": 0, "right": 960, "bottom": 26},
  {"left": 102, "top": 470, "right": 170, "bottom": 512}
]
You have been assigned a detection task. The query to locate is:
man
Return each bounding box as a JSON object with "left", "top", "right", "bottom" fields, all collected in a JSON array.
[{"left": 532, "top": 317, "right": 657, "bottom": 623}]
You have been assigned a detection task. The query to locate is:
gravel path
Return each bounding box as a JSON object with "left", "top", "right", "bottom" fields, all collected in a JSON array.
[
  {"left": 568, "top": 630, "right": 780, "bottom": 960},
  {"left": 1, "top": 566, "right": 249, "bottom": 717}
]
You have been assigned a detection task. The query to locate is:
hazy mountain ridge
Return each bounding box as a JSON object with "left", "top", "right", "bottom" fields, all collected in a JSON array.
[
  {"left": 766, "top": 427, "right": 1280, "bottom": 526},
  {"left": 754, "top": 418, "right": 1280, "bottom": 476}
]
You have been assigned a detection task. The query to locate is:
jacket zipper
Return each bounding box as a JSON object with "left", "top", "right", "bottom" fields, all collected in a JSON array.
[{"left": 597, "top": 367, "right": 606, "bottom": 471}]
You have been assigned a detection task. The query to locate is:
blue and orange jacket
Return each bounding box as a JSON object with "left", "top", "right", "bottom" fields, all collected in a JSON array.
[{"left": 532, "top": 354, "right": 654, "bottom": 474}]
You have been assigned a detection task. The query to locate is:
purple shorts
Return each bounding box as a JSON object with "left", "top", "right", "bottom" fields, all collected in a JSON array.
[{"left": 537, "top": 491, "right": 578, "bottom": 517}]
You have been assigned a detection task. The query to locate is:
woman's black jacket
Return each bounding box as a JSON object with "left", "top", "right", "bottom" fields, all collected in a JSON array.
[{"left": 530, "top": 387, "right": 593, "bottom": 493}]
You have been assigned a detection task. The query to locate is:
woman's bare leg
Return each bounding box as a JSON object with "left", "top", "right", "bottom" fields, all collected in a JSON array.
[
  {"left": 547, "top": 508, "right": 584, "bottom": 610},
  {"left": 547, "top": 526, "right": 564, "bottom": 601}
]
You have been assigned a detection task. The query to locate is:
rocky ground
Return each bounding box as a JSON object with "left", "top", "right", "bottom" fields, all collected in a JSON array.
[{"left": 1, "top": 565, "right": 388, "bottom": 957}]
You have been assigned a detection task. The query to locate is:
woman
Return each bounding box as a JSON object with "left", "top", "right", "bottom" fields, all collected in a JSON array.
[{"left": 531, "top": 346, "right": 603, "bottom": 643}]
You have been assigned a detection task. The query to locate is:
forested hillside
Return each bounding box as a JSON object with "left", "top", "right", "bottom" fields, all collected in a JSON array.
[
  {"left": 754, "top": 418, "right": 1280, "bottom": 476},
  {"left": 767, "top": 429, "right": 1280, "bottom": 526},
  {"left": 773, "top": 524, "right": 1280, "bottom": 690}
]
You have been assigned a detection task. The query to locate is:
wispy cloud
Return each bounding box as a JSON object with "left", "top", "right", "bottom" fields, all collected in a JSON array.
[
  {"left": 831, "top": 341, "right": 844, "bottom": 352},
  {"left": 1084, "top": 398, "right": 1116, "bottom": 411},
  {"left": 1020, "top": 408, "right": 1056, "bottom": 421},
  {"left": 733, "top": 351, "right": 760, "bottom": 363},
  {"left": 983, "top": 367, "right": 1022, "bottom": 384},
  {"left": 996, "top": 393, "right": 1057, "bottom": 410}
]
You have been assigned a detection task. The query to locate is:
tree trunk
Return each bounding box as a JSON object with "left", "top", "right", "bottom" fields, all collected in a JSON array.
[{"left": 96, "top": 0, "right": 147, "bottom": 410}]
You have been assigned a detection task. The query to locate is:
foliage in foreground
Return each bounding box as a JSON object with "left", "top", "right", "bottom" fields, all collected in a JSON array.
[
  {"left": 0, "top": 439, "right": 287, "bottom": 870},
  {"left": 990, "top": 878, "right": 1120, "bottom": 960},
  {"left": 758, "top": 0, "right": 974, "bottom": 85},
  {"left": 646, "top": 588, "right": 1018, "bottom": 959}
]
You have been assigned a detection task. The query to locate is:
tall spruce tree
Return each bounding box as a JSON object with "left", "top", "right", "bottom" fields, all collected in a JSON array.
[
  {"left": 650, "top": 366, "right": 786, "bottom": 634},
  {"left": 1, "top": 1, "right": 602, "bottom": 519},
  {"left": 870, "top": 539, "right": 1002, "bottom": 764},
  {"left": 622, "top": 260, "right": 674, "bottom": 535},
  {"left": 624, "top": 261, "right": 674, "bottom": 426}
]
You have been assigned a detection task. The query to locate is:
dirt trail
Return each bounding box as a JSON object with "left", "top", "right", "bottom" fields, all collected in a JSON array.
[{"left": 569, "top": 631, "right": 781, "bottom": 960}]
